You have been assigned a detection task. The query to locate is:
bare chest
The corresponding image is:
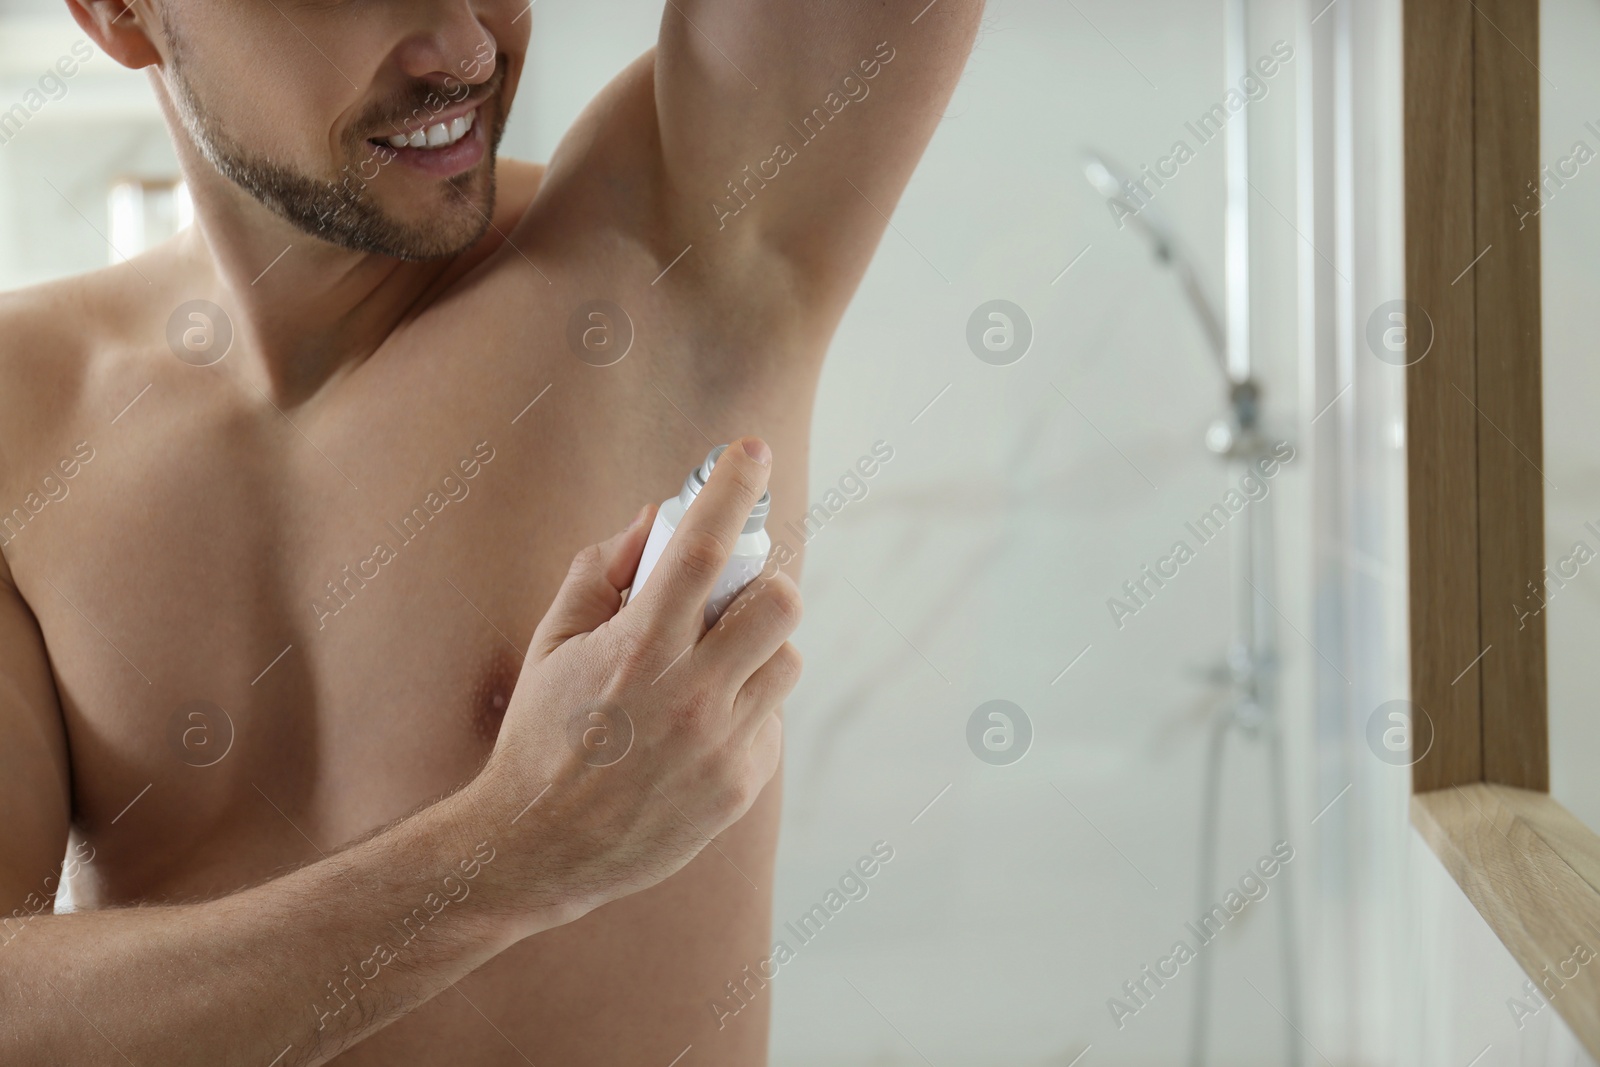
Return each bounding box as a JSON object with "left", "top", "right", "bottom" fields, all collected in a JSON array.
[{"left": 7, "top": 269, "right": 803, "bottom": 907}]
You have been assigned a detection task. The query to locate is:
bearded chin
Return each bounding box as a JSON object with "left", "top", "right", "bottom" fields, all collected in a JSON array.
[{"left": 165, "top": 67, "right": 499, "bottom": 261}]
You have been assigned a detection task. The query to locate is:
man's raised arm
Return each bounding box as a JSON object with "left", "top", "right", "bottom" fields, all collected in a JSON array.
[{"left": 651, "top": 0, "right": 985, "bottom": 306}]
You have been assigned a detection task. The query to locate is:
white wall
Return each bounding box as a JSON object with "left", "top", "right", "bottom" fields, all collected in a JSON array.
[
  {"left": 0, "top": 19, "right": 176, "bottom": 289},
  {"left": 1540, "top": 0, "right": 1600, "bottom": 835}
]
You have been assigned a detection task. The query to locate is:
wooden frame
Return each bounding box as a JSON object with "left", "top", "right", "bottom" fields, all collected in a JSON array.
[
  {"left": 1404, "top": 0, "right": 1544, "bottom": 794},
  {"left": 1405, "top": 0, "right": 1600, "bottom": 1051},
  {"left": 1413, "top": 786, "right": 1600, "bottom": 1045}
]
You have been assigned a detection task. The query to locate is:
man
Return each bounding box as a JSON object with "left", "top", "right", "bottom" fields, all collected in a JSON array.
[{"left": 0, "top": 0, "right": 980, "bottom": 1063}]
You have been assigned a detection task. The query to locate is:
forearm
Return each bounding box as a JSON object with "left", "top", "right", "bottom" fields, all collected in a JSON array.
[{"left": 0, "top": 785, "right": 531, "bottom": 1067}]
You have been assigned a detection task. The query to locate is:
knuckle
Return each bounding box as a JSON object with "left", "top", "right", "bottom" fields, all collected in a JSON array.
[
  {"left": 619, "top": 593, "right": 668, "bottom": 642},
  {"left": 762, "top": 578, "right": 804, "bottom": 630},
  {"left": 772, "top": 642, "right": 804, "bottom": 685},
  {"left": 748, "top": 717, "right": 782, "bottom": 778},
  {"left": 726, "top": 457, "right": 765, "bottom": 499},
  {"left": 613, "top": 629, "right": 657, "bottom": 679},
  {"left": 568, "top": 543, "right": 604, "bottom": 579},
  {"left": 674, "top": 527, "right": 727, "bottom": 583},
  {"left": 714, "top": 762, "right": 757, "bottom": 815},
  {"left": 760, "top": 713, "right": 784, "bottom": 748},
  {"left": 671, "top": 685, "right": 720, "bottom": 733}
]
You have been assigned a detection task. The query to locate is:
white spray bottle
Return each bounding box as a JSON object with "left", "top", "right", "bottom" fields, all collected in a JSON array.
[{"left": 626, "top": 444, "right": 772, "bottom": 627}]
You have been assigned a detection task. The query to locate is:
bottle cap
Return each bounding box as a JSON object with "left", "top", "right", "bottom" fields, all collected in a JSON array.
[{"left": 680, "top": 444, "right": 770, "bottom": 533}]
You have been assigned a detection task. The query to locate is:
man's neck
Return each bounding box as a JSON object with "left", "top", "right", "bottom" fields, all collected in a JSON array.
[{"left": 180, "top": 176, "right": 462, "bottom": 408}]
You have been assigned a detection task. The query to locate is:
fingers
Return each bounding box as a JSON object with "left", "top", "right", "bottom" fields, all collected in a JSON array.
[
  {"left": 628, "top": 437, "right": 772, "bottom": 635},
  {"left": 529, "top": 503, "right": 656, "bottom": 660},
  {"left": 732, "top": 641, "right": 802, "bottom": 744},
  {"left": 699, "top": 568, "right": 803, "bottom": 686},
  {"left": 747, "top": 711, "right": 783, "bottom": 784}
]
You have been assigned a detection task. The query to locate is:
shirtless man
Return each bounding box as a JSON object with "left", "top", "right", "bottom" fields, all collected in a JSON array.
[{"left": 0, "top": 0, "right": 980, "bottom": 1063}]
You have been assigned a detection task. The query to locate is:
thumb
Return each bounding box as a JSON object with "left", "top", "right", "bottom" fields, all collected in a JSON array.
[{"left": 529, "top": 503, "right": 655, "bottom": 660}]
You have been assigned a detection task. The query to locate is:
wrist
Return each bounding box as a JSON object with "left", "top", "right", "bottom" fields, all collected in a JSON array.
[{"left": 434, "top": 763, "right": 592, "bottom": 948}]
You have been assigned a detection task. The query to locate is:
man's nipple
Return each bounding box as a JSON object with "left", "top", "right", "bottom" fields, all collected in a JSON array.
[{"left": 469, "top": 647, "right": 520, "bottom": 743}]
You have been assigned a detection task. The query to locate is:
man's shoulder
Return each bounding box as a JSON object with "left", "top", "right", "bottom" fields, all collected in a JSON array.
[
  {"left": 495, "top": 158, "right": 547, "bottom": 222},
  {"left": 0, "top": 257, "right": 159, "bottom": 492},
  {"left": 0, "top": 253, "right": 166, "bottom": 360},
  {"left": 0, "top": 272, "right": 94, "bottom": 412}
]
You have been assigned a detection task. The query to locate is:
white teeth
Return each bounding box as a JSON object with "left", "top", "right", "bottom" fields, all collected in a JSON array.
[{"left": 384, "top": 109, "right": 478, "bottom": 151}]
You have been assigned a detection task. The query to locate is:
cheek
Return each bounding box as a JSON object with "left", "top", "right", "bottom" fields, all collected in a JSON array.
[
  {"left": 186, "top": 13, "right": 377, "bottom": 158},
  {"left": 497, "top": 16, "right": 533, "bottom": 63}
]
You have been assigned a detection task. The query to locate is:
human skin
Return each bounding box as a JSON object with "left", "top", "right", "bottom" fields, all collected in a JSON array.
[{"left": 0, "top": 1, "right": 983, "bottom": 1064}]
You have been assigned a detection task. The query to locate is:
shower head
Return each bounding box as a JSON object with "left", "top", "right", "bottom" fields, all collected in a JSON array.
[
  {"left": 1082, "top": 149, "right": 1228, "bottom": 376},
  {"left": 1082, "top": 153, "right": 1179, "bottom": 261}
]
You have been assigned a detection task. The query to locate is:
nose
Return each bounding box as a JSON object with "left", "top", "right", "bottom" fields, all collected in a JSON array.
[{"left": 392, "top": 3, "right": 497, "bottom": 89}]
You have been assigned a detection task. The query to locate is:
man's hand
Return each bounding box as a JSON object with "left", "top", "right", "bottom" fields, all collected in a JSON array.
[{"left": 473, "top": 435, "right": 801, "bottom": 935}]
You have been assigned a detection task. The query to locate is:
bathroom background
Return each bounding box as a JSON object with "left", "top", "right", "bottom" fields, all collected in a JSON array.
[{"left": 0, "top": 0, "right": 1594, "bottom": 1063}]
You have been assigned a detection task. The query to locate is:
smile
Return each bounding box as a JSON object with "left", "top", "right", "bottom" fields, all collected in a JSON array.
[{"left": 380, "top": 108, "right": 477, "bottom": 151}]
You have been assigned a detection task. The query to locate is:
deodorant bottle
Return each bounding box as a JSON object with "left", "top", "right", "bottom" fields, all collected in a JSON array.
[{"left": 626, "top": 444, "right": 772, "bottom": 627}]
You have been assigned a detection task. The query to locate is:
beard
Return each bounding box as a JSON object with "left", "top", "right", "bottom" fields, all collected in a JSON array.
[{"left": 163, "top": 19, "right": 506, "bottom": 261}]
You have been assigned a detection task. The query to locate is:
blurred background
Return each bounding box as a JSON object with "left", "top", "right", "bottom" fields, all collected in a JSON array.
[{"left": 1, "top": 0, "right": 1595, "bottom": 1063}]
